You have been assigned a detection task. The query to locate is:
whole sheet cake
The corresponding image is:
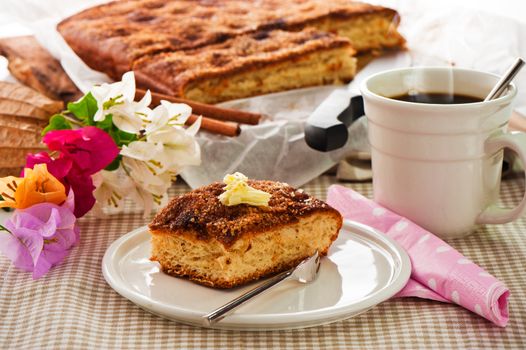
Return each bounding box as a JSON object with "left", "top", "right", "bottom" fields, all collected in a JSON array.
[{"left": 58, "top": 0, "right": 404, "bottom": 102}]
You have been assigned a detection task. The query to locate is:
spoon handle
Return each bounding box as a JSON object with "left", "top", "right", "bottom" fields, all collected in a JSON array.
[
  {"left": 203, "top": 269, "right": 293, "bottom": 326},
  {"left": 485, "top": 57, "right": 525, "bottom": 101}
]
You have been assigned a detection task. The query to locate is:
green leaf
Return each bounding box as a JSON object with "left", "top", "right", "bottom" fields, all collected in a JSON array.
[
  {"left": 94, "top": 114, "right": 138, "bottom": 147},
  {"left": 105, "top": 155, "right": 122, "bottom": 171},
  {"left": 95, "top": 113, "right": 113, "bottom": 131},
  {"left": 67, "top": 92, "right": 98, "bottom": 124},
  {"left": 109, "top": 127, "right": 137, "bottom": 147},
  {"left": 42, "top": 114, "right": 72, "bottom": 135}
]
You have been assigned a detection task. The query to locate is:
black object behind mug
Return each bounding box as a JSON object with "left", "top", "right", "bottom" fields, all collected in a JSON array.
[{"left": 304, "top": 90, "right": 365, "bottom": 152}]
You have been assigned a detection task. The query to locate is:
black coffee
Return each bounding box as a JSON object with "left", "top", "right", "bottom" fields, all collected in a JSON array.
[{"left": 391, "top": 92, "right": 482, "bottom": 104}]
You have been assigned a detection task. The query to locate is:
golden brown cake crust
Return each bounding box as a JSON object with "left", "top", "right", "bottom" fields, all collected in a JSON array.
[
  {"left": 149, "top": 180, "right": 340, "bottom": 247},
  {"left": 57, "top": 0, "right": 402, "bottom": 78},
  {"left": 133, "top": 29, "right": 354, "bottom": 97}
]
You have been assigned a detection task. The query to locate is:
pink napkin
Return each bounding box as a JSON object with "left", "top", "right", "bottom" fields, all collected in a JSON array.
[{"left": 327, "top": 185, "right": 510, "bottom": 327}]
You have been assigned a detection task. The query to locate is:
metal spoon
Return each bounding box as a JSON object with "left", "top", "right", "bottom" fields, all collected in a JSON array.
[
  {"left": 203, "top": 250, "right": 321, "bottom": 326},
  {"left": 484, "top": 57, "right": 525, "bottom": 101}
]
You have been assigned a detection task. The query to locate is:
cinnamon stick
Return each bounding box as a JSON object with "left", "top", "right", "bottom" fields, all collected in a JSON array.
[
  {"left": 136, "top": 88, "right": 262, "bottom": 125},
  {"left": 188, "top": 114, "right": 241, "bottom": 137}
]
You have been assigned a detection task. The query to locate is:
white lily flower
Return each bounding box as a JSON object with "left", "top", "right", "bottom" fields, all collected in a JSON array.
[
  {"left": 90, "top": 71, "right": 152, "bottom": 134},
  {"left": 128, "top": 184, "right": 155, "bottom": 217},
  {"left": 93, "top": 160, "right": 170, "bottom": 217},
  {"left": 152, "top": 127, "right": 202, "bottom": 174},
  {"left": 116, "top": 101, "right": 201, "bottom": 214},
  {"left": 147, "top": 126, "right": 193, "bottom": 145},
  {"left": 122, "top": 157, "right": 172, "bottom": 196},
  {"left": 145, "top": 100, "right": 192, "bottom": 134},
  {"left": 144, "top": 120, "right": 201, "bottom": 174},
  {"left": 111, "top": 91, "right": 151, "bottom": 134},
  {"left": 91, "top": 71, "right": 135, "bottom": 121},
  {"left": 87, "top": 75, "right": 203, "bottom": 217},
  {"left": 122, "top": 99, "right": 203, "bottom": 175},
  {"left": 126, "top": 182, "right": 168, "bottom": 218},
  {"left": 121, "top": 156, "right": 173, "bottom": 216},
  {"left": 120, "top": 140, "right": 162, "bottom": 162},
  {"left": 92, "top": 169, "right": 134, "bottom": 216}
]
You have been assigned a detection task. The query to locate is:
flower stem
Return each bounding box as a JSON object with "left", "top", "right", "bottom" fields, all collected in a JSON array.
[
  {"left": 0, "top": 224, "right": 11, "bottom": 234},
  {"left": 63, "top": 115, "right": 84, "bottom": 127}
]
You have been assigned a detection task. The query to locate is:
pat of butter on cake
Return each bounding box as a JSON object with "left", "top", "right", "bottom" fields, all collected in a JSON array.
[{"left": 149, "top": 175, "right": 342, "bottom": 288}]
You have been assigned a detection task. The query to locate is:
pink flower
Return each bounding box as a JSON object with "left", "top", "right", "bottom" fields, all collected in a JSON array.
[
  {"left": 65, "top": 168, "right": 96, "bottom": 218},
  {"left": 26, "top": 127, "right": 119, "bottom": 217},
  {"left": 25, "top": 152, "right": 72, "bottom": 180},
  {"left": 43, "top": 127, "right": 119, "bottom": 175},
  {"left": 0, "top": 193, "right": 78, "bottom": 279}
]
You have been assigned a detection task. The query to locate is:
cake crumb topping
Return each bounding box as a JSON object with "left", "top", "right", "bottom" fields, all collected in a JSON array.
[{"left": 149, "top": 179, "right": 337, "bottom": 246}]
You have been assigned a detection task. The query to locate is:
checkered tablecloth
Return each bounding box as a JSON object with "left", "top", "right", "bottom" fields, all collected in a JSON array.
[{"left": 1, "top": 175, "right": 525, "bottom": 349}]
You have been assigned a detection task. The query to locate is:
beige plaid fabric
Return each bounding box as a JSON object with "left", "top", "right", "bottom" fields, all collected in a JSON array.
[{"left": 1, "top": 175, "right": 525, "bottom": 349}]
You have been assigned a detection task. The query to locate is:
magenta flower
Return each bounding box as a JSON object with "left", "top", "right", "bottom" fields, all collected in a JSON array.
[
  {"left": 26, "top": 127, "right": 119, "bottom": 217},
  {"left": 25, "top": 152, "right": 72, "bottom": 179},
  {"left": 0, "top": 195, "right": 79, "bottom": 279},
  {"left": 65, "top": 168, "right": 96, "bottom": 218},
  {"left": 43, "top": 127, "right": 119, "bottom": 175}
]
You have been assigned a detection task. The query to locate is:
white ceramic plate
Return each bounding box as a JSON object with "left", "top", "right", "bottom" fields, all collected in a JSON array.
[{"left": 102, "top": 219, "right": 411, "bottom": 330}]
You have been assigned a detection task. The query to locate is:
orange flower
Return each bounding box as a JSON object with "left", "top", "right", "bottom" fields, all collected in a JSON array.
[{"left": 0, "top": 163, "right": 66, "bottom": 209}]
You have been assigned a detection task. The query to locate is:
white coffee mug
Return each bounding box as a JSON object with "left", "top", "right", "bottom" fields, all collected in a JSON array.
[{"left": 361, "top": 67, "right": 526, "bottom": 240}]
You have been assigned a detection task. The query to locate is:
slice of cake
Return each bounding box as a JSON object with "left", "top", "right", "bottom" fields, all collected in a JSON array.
[
  {"left": 149, "top": 174, "right": 342, "bottom": 288},
  {"left": 57, "top": 0, "right": 404, "bottom": 79},
  {"left": 134, "top": 29, "right": 356, "bottom": 103},
  {"left": 0, "top": 36, "right": 83, "bottom": 103}
]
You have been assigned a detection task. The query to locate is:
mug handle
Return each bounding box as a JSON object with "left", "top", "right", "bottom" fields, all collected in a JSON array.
[{"left": 476, "top": 132, "right": 526, "bottom": 224}]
